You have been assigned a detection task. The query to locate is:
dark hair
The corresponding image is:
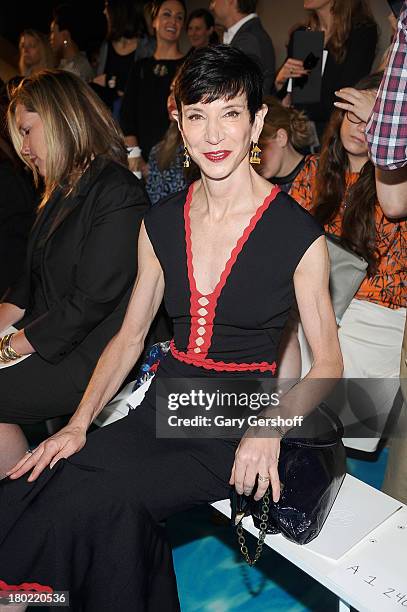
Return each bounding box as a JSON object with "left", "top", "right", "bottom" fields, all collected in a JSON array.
[
  {"left": 237, "top": 0, "right": 257, "bottom": 14},
  {"left": 150, "top": 0, "right": 186, "bottom": 21},
  {"left": 314, "top": 72, "right": 384, "bottom": 275},
  {"left": 187, "top": 8, "right": 214, "bottom": 30},
  {"left": 106, "top": 0, "right": 148, "bottom": 40},
  {"left": 174, "top": 45, "right": 263, "bottom": 123},
  {"left": 53, "top": 4, "right": 82, "bottom": 45}
]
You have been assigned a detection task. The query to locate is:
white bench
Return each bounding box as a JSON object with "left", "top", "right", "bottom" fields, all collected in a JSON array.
[{"left": 97, "top": 380, "right": 406, "bottom": 612}]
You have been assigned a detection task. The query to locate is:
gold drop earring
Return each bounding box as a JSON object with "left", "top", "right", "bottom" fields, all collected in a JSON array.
[{"left": 249, "top": 142, "right": 261, "bottom": 165}]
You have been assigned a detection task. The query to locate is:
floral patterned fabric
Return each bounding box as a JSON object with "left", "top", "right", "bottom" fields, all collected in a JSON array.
[
  {"left": 133, "top": 341, "right": 170, "bottom": 390},
  {"left": 146, "top": 144, "right": 186, "bottom": 205},
  {"left": 289, "top": 155, "right": 406, "bottom": 310}
]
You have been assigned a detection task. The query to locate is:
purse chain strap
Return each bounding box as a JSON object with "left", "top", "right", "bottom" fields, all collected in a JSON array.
[{"left": 236, "top": 489, "right": 270, "bottom": 566}]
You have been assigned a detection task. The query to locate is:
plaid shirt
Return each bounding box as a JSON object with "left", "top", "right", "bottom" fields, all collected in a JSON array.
[{"left": 366, "top": 2, "right": 407, "bottom": 169}]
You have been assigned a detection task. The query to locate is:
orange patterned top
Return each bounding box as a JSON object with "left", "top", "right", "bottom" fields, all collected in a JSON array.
[{"left": 289, "top": 155, "right": 406, "bottom": 309}]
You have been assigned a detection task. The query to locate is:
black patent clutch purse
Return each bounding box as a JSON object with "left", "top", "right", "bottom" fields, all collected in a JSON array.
[{"left": 230, "top": 404, "right": 346, "bottom": 565}]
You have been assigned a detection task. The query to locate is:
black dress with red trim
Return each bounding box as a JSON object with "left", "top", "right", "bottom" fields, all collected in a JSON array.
[
  {"left": 144, "top": 182, "right": 323, "bottom": 378},
  {"left": 0, "top": 182, "right": 324, "bottom": 609}
]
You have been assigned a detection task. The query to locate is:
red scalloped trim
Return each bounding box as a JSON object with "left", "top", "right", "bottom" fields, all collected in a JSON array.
[
  {"left": 170, "top": 340, "right": 277, "bottom": 373},
  {"left": 183, "top": 182, "right": 280, "bottom": 362}
]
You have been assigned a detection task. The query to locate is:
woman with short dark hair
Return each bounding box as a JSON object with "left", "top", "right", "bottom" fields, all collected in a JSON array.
[{"left": 0, "top": 46, "right": 341, "bottom": 609}]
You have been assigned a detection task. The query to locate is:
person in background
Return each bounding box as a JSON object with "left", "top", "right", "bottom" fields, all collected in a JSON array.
[
  {"left": 258, "top": 96, "right": 315, "bottom": 192},
  {"left": 94, "top": 0, "right": 155, "bottom": 116},
  {"left": 186, "top": 8, "right": 217, "bottom": 52},
  {"left": 120, "top": 0, "right": 185, "bottom": 172},
  {"left": 337, "top": 1, "right": 407, "bottom": 504},
  {"left": 50, "top": 3, "right": 94, "bottom": 82},
  {"left": 209, "top": 0, "right": 275, "bottom": 94},
  {"left": 18, "top": 29, "right": 56, "bottom": 77},
  {"left": 146, "top": 76, "right": 200, "bottom": 204},
  {"left": 0, "top": 90, "right": 36, "bottom": 296},
  {"left": 290, "top": 72, "right": 405, "bottom": 450},
  {"left": 145, "top": 77, "right": 185, "bottom": 204},
  {"left": 275, "top": 0, "right": 378, "bottom": 140},
  {"left": 0, "top": 70, "right": 148, "bottom": 478}
]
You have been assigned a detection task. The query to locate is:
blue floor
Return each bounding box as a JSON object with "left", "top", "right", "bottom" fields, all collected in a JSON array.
[{"left": 168, "top": 447, "right": 389, "bottom": 612}]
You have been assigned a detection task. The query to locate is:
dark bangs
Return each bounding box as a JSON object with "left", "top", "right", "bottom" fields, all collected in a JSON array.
[{"left": 174, "top": 45, "right": 263, "bottom": 122}]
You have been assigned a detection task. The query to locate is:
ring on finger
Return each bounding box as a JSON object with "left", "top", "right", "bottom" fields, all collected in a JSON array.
[
  {"left": 258, "top": 474, "right": 270, "bottom": 482},
  {"left": 25, "top": 449, "right": 33, "bottom": 455}
]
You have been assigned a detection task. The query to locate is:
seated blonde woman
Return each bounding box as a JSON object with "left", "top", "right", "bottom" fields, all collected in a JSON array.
[{"left": 0, "top": 70, "right": 148, "bottom": 477}]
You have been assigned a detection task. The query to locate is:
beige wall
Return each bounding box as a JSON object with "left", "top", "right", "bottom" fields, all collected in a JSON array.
[{"left": 184, "top": 0, "right": 392, "bottom": 70}]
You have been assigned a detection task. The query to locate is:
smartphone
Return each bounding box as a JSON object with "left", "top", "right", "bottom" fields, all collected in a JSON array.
[{"left": 388, "top": 0, "right": 404, "bottom": 18}]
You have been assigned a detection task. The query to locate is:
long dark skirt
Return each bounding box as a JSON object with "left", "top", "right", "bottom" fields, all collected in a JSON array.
[{"left": 0, "top": 374, "right": 238, "bottom": 611}]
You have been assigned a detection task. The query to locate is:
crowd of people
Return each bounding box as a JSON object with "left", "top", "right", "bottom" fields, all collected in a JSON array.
[{"left": 0, "top": 0, "right": 405, "bottom": 609}]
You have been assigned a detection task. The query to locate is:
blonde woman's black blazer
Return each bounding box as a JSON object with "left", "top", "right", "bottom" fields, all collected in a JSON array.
[{"left": 4, "top": 156, "right": 149, "bottom": 390}]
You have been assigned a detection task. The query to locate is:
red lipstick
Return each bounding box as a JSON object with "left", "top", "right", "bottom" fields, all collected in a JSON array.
[{"left": 203, "top": 150, "right": 232, "bottom": 162}]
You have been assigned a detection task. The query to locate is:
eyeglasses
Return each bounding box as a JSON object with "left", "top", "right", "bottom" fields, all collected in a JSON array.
[{"left": 345, "top": 110, "right": 366, "bottom": 125}]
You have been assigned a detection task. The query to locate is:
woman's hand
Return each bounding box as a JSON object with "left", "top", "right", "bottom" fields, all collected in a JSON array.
[
  {"left": 93, "top": 73, "right": 107, "bottom": 87},
  {"left": 6, "top": 423, "right": 87, "bottom": 482},
  {"left": 230, "top": 433, "right": 281, "bottom": 502},
  {"left": 334, "top": 87, "right": 377, "bottom": 123},
  {"left": 275, "top": 58, "right": 309, "bottom": 91}
]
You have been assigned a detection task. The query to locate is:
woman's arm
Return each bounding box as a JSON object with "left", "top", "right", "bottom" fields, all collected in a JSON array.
[
  {"left": 230, "top": 236, "right": 342, "bottom": 503},
  {"left": 375, "top": 167, "right": 407, "bottom": 218},
  {"left": 0, "top": 302, "right": 25, "bottom": 334},
  {"left": 70, "top": 224, "right": 165, "bottom": 431},
  {"left": 7, "top": 222, "right": 165, "bottom": 481}
]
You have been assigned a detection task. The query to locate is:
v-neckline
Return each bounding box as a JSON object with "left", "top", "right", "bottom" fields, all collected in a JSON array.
[{"left": 184, "top": 182, "right": 280, "bottom": 300}]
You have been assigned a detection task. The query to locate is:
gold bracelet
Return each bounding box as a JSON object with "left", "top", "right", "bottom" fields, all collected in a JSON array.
[
  {"left": 5, "top": 334, "right": 22, "bottom": 359},
  {"left": 0, "top": 334, "right": 22, "bottom": 362},
  {"left": 0, "top": 336, "right": 11, "bottom": 362}
]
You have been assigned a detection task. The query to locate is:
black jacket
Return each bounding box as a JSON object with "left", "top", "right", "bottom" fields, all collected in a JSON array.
[
  {"left": 231, "top": 17, "right": 276, "bottom": 95},
  {"left": 4, "top": 156, "right": 149, "bottom": 390},
  {"left": 281, "top": 22, "right": 378, "bottom": 134},
  {"left": 0, "top": 160, "right": 36, "bottom": 296}
]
